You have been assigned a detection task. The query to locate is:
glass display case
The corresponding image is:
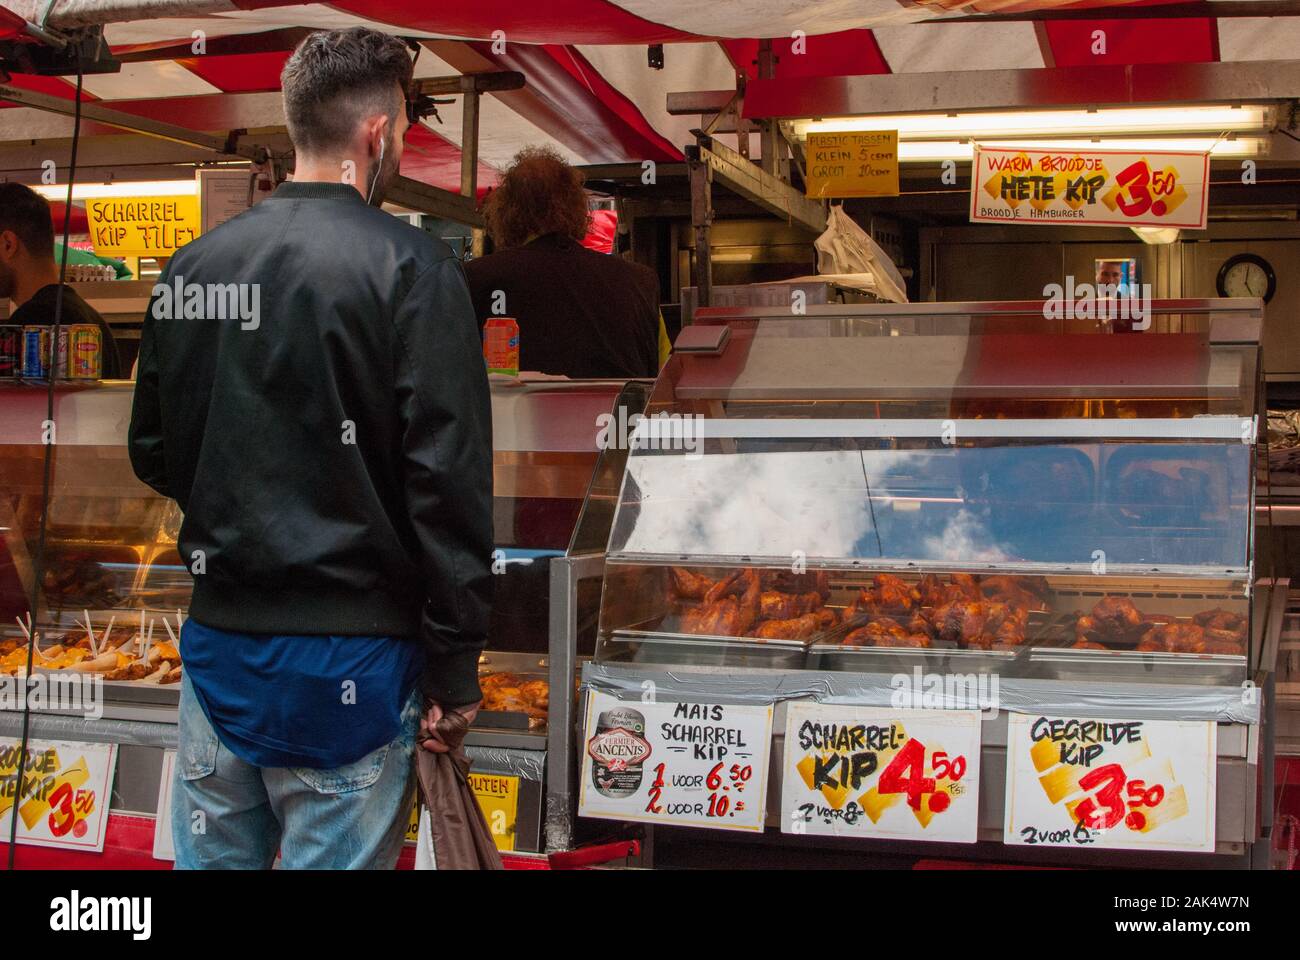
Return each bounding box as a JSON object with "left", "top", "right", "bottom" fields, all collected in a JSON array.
[
  {"left": 581, "top": 299, "right": 1280, "bottom": 863},
  {"left": 596, "top": 301, "right": 1261, "bottom": 686}
]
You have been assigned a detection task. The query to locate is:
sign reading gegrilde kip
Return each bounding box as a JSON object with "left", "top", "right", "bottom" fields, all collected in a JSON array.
[{"left": 1003, "top": 714, "right": 1216, "bottom": 853}]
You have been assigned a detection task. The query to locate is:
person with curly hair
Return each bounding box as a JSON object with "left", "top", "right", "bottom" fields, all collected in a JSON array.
[{"left": 464, "top": 147, "right": 665, "bottom": 379}]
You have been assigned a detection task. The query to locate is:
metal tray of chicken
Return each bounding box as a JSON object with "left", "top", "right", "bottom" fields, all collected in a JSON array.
[
  {"left": 808, "top": 610, "right": 1047, "bottom": 674},
  {"left": 606, "top": 625, "right": 811, "bottom": 669},
  {"left": 1028, "top": 642, "right": 1246, "bottom": 685},
  {"left": 808, "top": 640, "right": 1031, "bottom": 675},
  {"left": 476, "top": 651, "right": 551, "bottom": 732}
]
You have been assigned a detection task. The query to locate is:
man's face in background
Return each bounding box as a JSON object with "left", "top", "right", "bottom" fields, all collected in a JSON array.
[{"left": 1096, "top": 262, "right": 1124, "bottom": 288}]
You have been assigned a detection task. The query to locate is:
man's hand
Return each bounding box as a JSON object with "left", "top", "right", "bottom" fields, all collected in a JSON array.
[{"left": 420, "top": 700, "right": 481, "bottom": 753}]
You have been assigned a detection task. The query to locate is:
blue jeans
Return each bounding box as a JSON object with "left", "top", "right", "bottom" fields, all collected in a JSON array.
[{"left": 171, "top": 673, "right": 418, "bottom": 869}]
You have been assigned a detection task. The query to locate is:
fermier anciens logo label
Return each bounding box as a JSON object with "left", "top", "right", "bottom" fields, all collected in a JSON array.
[{"left": 587, "top": 728, "right": 652, "bottom": 772}]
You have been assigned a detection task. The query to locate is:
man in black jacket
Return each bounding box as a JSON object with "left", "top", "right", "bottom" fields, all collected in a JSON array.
[{"left": 129, "top": 27, "right": 492, "bottom": 869}]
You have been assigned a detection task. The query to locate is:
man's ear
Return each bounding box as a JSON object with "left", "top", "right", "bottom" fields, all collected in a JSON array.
[
  {"left": 367, "top": 114, "right": 390, "bottom": 158},
  {"left": 0, "top": 229, "right": 18, "bottom": 263}
]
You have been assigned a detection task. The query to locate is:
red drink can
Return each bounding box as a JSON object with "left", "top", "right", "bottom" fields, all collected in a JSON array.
[{"left": 483, "top": 317, "right": 520, "bottom": 376}]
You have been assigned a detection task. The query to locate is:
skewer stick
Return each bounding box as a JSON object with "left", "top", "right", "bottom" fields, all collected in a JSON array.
[
  {"left": 161, "top": 616, "right": 178, "bottom": 647},
  {"left": 83, "top": 610, "right": 97, "bottom": 655},
  {"left": 100, "top": 615, "right": 115, "bottom": 658},
  {"left": 14, "top": 616, "right": 30, "bottom": 641},
  {"left": 142, "top": 620, "right": 155, "bottom": 665}
]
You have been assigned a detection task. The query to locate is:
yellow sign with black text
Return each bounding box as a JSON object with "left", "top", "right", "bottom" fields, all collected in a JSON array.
[
  {"left": 468, "top": 773, "right": 520, "bottom": 852},
  {"left": 405, "top": 773, "right": 520, "bottom": 851},
  {"left": 85, "top": 195, "right": 200, "bottom": 258},
  {"left": 805, "top": 131, "right": 899, "bottom": 199}
]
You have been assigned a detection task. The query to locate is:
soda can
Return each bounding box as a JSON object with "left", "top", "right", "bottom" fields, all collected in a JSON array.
[
  {"left": 482, "top": 317, "right": 520, "bottom": 377},
  {"left": 21, "top": 325, "right": 50, "bottom": 379},
  {"left": 66, "top": 324, "right": 103, "bottom": 380},
  {"left": 0, "top": 325, "right": 19, "bottom": 378},
  {"left": 53, "top": 326, "right": 69, "bottom": 379}
]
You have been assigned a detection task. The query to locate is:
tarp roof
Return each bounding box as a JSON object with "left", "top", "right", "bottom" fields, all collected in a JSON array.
[{"left": 2, "top": 1, "right": 1299, "bottom": 196}]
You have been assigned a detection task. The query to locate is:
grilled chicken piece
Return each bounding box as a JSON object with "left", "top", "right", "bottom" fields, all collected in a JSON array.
[
  {"left": 917, "top": 574, "right": 947, "bottom": 608},
  {"left": 762, "top": 570, "right": 831, "bottom": 600},
  {"left": 1092, "top": 597, "right": 1143, "bottom": 635},
  {"left": 906, "top": 611, "right": 935, "bottom": 639},
  {"left": 759, "top": 590, "right": 822, "bottom": 621},
  {"left": 848, "top": 574, "right": 921, "bottom": 619},
  {"left": 843, "top": 619, "right": 931, "bottom": 648},
  {"left": 1137, "top": 622, "right": 1207, "bottom": 654},
  {"left": 681, "top": 569, "right": 761, "bottom": 637},
  {"left": 752, "top": 614, "right": 822, "bottom": 640},
  {"left": 981, "top": 575, "right": 1050, "bottom": 610},
  {"left": 1193, "top": 608, "right": 1247, "bottom": 640},
  {"left": 1072, "top": 638, "right": 1107, "bottom": 650},
  {"left": 105, "top": 661, "right": 153, "bottom": 682},
  {"left": 669, "top": 567, "right": 716, "bottom": 601}
]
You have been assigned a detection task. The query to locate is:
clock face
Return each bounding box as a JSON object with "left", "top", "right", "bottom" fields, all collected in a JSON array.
[{"left": 1222, "top": 260, "right": 1269, "bottom": 298}]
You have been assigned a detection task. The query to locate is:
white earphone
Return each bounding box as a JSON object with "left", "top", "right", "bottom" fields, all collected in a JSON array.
[{"left": 366, "top": 136, "right": 386, "bottom": 206}]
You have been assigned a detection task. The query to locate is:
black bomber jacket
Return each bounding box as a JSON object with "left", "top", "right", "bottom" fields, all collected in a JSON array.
[{"left": 128, "top": 181, "right": 493, "bottom": 707}]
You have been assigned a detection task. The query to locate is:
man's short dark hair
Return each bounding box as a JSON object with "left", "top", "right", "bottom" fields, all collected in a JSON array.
[
  {"left": 0, "top": 182, "right": 55, "bottom": 259},
  {"left": 280, "top": 28, "right": 413, "bottom": 156}
]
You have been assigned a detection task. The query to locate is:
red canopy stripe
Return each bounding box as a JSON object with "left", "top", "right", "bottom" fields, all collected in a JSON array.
[
  {"left": 1042, "top": 17, "right": 1221, "bottom": 67},
  {"left": 432, "top": 39, "right": 681, "bottom": 163},
  {"left": 724, "top": 30, "right": 891, "bottom": 79},
  {"left": 326, "top": 0, "right": 698, "bottom": 45}
]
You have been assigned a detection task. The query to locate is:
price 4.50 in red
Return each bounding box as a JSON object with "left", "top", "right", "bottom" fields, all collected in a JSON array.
[{"left": 877, "top": 739, "right": 966, "bottom": 814}]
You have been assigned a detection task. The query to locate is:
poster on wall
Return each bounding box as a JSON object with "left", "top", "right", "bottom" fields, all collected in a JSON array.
[
  {"left": 970, "top": 145, "right": 1209, "bottom": 229},
  {"left": 1003, "top": 714, "right": 1216, "bottom": 853},
  {"left": 578, "top": 691, "right": 773, "bottom": 832},
  {"left": 0, "top": 738, "right": 117, "bottom": 853},
  {"left": 780, "top": 702, "right": 982, "bottom": 843}
]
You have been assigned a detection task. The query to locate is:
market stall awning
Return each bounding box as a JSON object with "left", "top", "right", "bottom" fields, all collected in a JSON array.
[{"left": 2, "top": 0, "right": 1299, "bottom": 196}]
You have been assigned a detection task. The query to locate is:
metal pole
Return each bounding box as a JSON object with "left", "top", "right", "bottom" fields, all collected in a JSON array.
[
  {"left": 688, "top": 145, "right": 713, "bottom": 312},
  {"left": 756, "top": 39, "right": 784, "bottom": 180},
  {"left": 460, "top": 88, "right": 486, "bottom": 255}
]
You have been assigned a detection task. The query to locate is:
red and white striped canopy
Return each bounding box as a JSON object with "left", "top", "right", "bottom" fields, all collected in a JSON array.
[{"left": 2, "top": 1, "right": 1298, "bottom": 195}]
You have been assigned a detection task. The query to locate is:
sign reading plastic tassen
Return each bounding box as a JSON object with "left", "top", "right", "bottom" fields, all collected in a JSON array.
[
  {"left": 970, "top": 145, "right": 1209, "bottom": 229},
  {"left": 1004, "top": 714, "right": 1216, "bottom": 853},
  {"left": 578, "top": 690, "right": 772, "bottom": 831},
  {"left": 805, "top": 131, "right": 899, "bottom": 198},
  {"left": 780, "top": 703, "right": 982, "bottom": 843}
]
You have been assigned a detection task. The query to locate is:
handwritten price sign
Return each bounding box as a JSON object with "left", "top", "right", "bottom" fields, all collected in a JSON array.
[
  {"left": 0, "top": 738, "right": 117, "bottom": 852},
  {"left": 1003, "top": 714, "right": 1216, "bottom": 853},
  {"left": 970, "top": 146, "right": 1209, "bottom": 229},
  {"left": 578, "top": 691, "right": 772, "bottom": 832},
  {"left": 780, "top": 703, "right": 982, "bottom": 843}
]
